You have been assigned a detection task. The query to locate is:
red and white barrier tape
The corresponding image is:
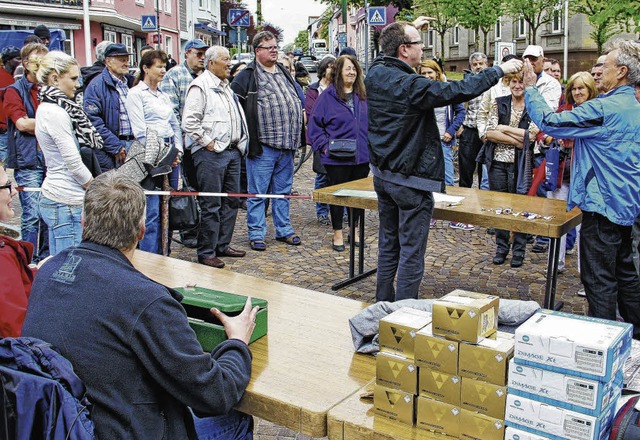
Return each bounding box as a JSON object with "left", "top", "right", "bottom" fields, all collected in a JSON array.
[{"left": 16, "top": 186, "right": 313, "bottom": 200}]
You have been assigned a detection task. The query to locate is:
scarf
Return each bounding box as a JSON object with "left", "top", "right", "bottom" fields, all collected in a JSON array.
[{"left": 39, "top": 85, "right": 104, "bottom": 150}]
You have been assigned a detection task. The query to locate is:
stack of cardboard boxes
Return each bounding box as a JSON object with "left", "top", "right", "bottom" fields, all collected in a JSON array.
[
  {"left": 374, "top": 290, "right": 515, "bottom": 439},
  {"left": 505, "top": 310, "right": 634, "bottom": 440}
]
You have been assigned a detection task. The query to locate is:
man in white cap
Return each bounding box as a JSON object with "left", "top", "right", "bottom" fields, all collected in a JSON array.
[{"left": 522, "top": 45, "right": 561, "bottom": 110}]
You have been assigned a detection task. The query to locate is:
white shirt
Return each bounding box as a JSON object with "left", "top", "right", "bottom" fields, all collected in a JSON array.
[
  {"left": 35, "top": 103, "right": 92, "bottom": 205},
  {"left": 125, "top": 82, "right": 183, "bottom": 152}
]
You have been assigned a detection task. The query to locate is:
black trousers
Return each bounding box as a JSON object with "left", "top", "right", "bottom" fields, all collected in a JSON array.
[
  {"left": 324, "top": 163, "right": 370, "bottom": 231},
  {"left": 458, "top": 126, "right": 484, "bottom": 188}
]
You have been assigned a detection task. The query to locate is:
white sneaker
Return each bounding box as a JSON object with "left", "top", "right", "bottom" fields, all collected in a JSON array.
[
  {"left": 449, "top": 222, "right": 475, "bottom": 231},
  {"left": 577, "top": 289, "right": 586, "bottom": 297}
]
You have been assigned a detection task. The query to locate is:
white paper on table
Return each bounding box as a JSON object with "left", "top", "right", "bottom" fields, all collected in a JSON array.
[{"left": 332, "top": 189, "right": 464, "bottom": 204}]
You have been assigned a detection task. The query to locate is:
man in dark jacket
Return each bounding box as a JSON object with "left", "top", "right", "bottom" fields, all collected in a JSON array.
[
  {"left": 23, "top": 171, "right": 257, "bottom": 439},
  {"left": 84, "top": 43, "right": 134, "bottom": 170},
  {"left": 80, "top": 40, "right": 111, "bottom": 88},
  {"left": 365, "top": 18, "right": 522, "bottom": 302}
]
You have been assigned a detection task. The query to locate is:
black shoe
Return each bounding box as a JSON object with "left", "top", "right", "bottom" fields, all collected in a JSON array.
[
  {"left": 493, "top": 254, "right": 507, "bottom": 265},
  {"left": 510, "top": 256, "right": 524, "bottom": 268},
  {"left": 487, "top": 227, "right": 496, "bottom": 236},
  {"left": 198, "top": 256, "right": 225, "bottom": 269},
  {"left": 332, "top": 240, "right": 345, "bottom": 252},
  {"left": 346, "top": 235, "right": 367, "bottom": 248},
  {"left": 531, "top": 243, "right": 548, "bottom": 253}
]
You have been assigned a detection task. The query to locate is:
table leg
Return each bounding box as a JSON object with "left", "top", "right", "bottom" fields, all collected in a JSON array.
[{"left": 543, "top": 237, "right": 564, "bottom": 310}]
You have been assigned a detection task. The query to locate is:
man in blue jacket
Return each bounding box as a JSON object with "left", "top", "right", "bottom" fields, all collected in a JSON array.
[
  {"left": 365, "top": 18, "right": 522, "bottom": 302},
  {"left": 23, "top": 171, "right": 258, "bottom": 439},
  {"left": 523, "top": 39, "right": 640, "bottom": 339},
  {"left": 84, "top": 43, "right": 134, "bottom": 170}
]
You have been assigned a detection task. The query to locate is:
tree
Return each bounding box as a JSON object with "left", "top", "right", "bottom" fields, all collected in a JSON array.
[
  {"left": 449, "top": 0, "right": 503, "bottom": 54},
  {"left": 294, "top": 30, "right": 310, "bottom": 52},
  {"left": 506, "top": 0, "right": 561, "bottom": 44},
  {"left": 412, "top": 0, "right": 457, "bottom": 60},
  {"left": 319, "top": 0, "right": 413, "bottom": 9},
  {"left": 572, "top": 0, "right": 619, "bottom": 54}
]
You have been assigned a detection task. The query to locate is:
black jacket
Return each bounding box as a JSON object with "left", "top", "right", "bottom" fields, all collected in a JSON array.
[{"left": 365, "top": 56, "right": 502, "bottom": 192}]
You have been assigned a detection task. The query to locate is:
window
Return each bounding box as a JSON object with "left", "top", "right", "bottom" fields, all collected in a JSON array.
[
  {"left": 469, "top": 29, "right": 476, "bottom": 44},
  {"left": 122, "top": 34, "right": 134, "bottom": 65},
  {"left": 552, "top": 7, "right": 562, "bottom": 33},
  {"left": 104, "top": 30, "right": 117, "bottom": 43},
  {"left": 495, "top": 19, "right": 501, "bottom": 41},
  {"left": 199, "top": 0, "right": 206, "bottom": 9},
  {"left": 453, "top": 25, "right": 459, "bottom": 45},
  {"left": 427, "top": 29, "right": 434, "bottom": 48},
  {"left": 136, "top": 0, "right": 144, "bottom": 4},
  {"left": 165, "top": 35, "right": 173, "bottom": 58},
  {"left": 518, "top": 17, "right": 527, "bottom": 38},
  {"left": 154, "top": 0, "right": 160, "bottom": 11},
  {"left": 164, "top": 0, "right": 171, "bottom": 13}
]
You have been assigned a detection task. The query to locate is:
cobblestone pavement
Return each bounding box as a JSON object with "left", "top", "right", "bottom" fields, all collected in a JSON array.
[{"left": 2, "top": 160, "right": 586, "bottom": 439}]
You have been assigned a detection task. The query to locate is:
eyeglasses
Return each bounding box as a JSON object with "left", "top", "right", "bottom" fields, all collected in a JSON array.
[
  {"left": 0, "top": 181, "right": 13, "bottom": 192},
  {"left": 257, "top": 45, "right": 279, "bottom": 52},
  {"left": 402, "top": 40, "right": 423, "bottom": 46}
]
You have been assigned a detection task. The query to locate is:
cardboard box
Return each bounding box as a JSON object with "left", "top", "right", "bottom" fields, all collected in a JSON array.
[
  {"left": 379, "top": 307, "right": 432, "bottom": 359},
  {"left": 514, "top": 310, "right": 633, "bottom": 382},
  {"left": 459, "top": 333, "right": 514, "bottom": 386},
  {"left": 416, "top": 396, "right": 460, "bottom": 437},
  {"left": 459, "top": 409, "right": 505, "bottom": 440},
  {"left": 415, "top": 324, "right": 459, "bottom": 375},
  {"left": 418, "top": 367, "right": 461, "bottom": 406},
  {"left": 460, "top": 377, "right": 507, "bottom": 419},
  {"left": 376, "top": 351, "right": 418, "bottom": 394},
  {"left": 505, "top": 426, "right": 551, "bottom": 440},
  {"left": 176, "top": 286, "right": 267, "bottom": 352},
  {"left": 432, "top": 290, "right": 499, "bottom": 343},
  {"left": 505, "top": 393, "right": 617, "bottom": 440},
  {"left": 508, "top": 359, "right": 623, "bottom": 416},
  {"left": 373, "top": 384, "right": 415, "bottom": 426}
]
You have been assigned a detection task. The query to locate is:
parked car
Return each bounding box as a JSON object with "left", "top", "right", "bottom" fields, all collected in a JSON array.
[
  {"left": 297, "top": 55, "right": 318, "bottom": 73},
  {"left": 231, "top": 52, "right": 254, "bottom": 65}
]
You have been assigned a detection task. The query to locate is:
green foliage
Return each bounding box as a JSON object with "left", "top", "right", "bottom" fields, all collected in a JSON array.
[
  {"left": 506, "top": 0, "right": 560, "bottom": 44},
  {"left": 294, "top": 30, "right": 310, "bottom": 52},
  {"left": 572, "top": 0, "right": 620, "bottom": 54},
  {"left": 318, "top": 0, "right": 412, "bottom": 9},
  {"left": 414, "top": 0, "right": 458, "bottom": 57},
  {"left": 450, "top": 0, "right": 503, "bottom": 53}
]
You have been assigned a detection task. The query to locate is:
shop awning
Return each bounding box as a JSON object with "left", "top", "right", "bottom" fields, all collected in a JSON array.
[{"left": 195, "top": 23, "right": 226, "bottom": 36}]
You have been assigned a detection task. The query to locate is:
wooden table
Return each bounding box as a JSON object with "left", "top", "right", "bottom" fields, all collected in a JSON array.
[
  {"left": 132, "top": 251, "right": 376, "bottom": 437},
  {"left": 314, "top": 177, "right": 582, "bottom": 310}
]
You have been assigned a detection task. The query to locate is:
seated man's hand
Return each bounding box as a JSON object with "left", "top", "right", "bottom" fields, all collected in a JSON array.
[{"left": 211, "top": 297, "right": 259, "bottom": 345}]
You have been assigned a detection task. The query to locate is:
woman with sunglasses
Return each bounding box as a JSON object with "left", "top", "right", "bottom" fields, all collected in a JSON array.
[{"left": 0, "top": 163, "right": 36, "bottom": 337}]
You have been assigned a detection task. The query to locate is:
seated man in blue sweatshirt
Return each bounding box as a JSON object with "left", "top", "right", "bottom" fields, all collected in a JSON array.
[{"left": 23, "top": 171, "right": 257, "bottom": 439}]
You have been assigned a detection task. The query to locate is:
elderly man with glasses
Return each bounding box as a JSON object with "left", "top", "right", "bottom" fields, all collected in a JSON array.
[{"left": 231, "top": 31, "right": 305, "bottom": 252}]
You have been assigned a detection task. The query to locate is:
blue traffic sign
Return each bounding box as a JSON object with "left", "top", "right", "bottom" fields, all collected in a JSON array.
[
  {"left": 367, "top": 7, "right": 386, "bottom": 26},
  {"left": 228, "top": 9, "right": 251, "bottom": 27},
  {"left": 141, "top": 14, "right": 158, "bottom": 32}
]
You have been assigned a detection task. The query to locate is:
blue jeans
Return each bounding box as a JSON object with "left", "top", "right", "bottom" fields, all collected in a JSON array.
[
  {"left": 314, "top": 172, "right": 329, "bottom": 217},
  {"left": 14, "top": 168, "right": 49, "bottom": 261},
  {"left": 0, "top": 132, "right": 8, "bottom": 162},
  {"left": 246, "top": 146, "right": 295, "bottom": 241},
  {"left": 192, "top": 409, "right": 253, "bottom": 440},
  {"left": 38, "top": 196, "right": 83, "bottom": 256},
  {"left": 580, "top": 211, "right": 640, "bottom": 339},
  {"left": 442, "top": 143, "right": 454, "bottom": 186},
  {"left": 374, "top": 176, "right": 434, "bottom": 302},
  {"left": 139, "top": 168, "right": 180, "bottom": 255},
  {"left": 480, "top": 164, "right": 489, "bottom": 190}
]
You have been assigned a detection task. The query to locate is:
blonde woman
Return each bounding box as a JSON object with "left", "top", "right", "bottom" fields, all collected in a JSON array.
[{"left": 34, "top": 51, "right": 103, "bottom": 255}]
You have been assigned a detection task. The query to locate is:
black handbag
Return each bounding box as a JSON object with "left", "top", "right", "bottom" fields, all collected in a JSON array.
[
  {"left": 328, "top": 139, "right": 357, "bottom": 159},
  {"left": 169, "top": 178, "right": 200, "bottom": 232},
  {"left": 312, "top": 149, "right": 326, "bottom": 174}
]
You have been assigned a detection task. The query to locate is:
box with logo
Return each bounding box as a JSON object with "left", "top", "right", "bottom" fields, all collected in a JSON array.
[
  {"left": 459, "top": 409, "right": 505, "bottom": 440},
  {"left": 373, "top": 384, "right": 415, "bottom": 426},
  {"left": 418, "top": 367, "right": 461, "bottom": 406},
  {"left": 460, "top": 377, "right": 507, "bottom": 419},
  {"left": 415, "top": 396, "right": 460, "bottom": 437},
  {"left": 459, "top": 332, "right": 514, "bottom": 386},
  {"left": 505, "top": 426, "right": 551, "bottom": 440},
  {"left": 376, "top": 351, "right": 418, "bottom": 394},
  {"left": 507, "top": 359, "right": 623, "bottom": 417},
  {"left": 432, "top": 290, "right": 499, "bottom": 343},
  {"left": 514, "top": 310, "right": 633, "bottom": 382},
  {"left": 379, "top": 307, "right": 432, "bottom": 359},
  {"left": 415, "top": 324, "right": 459, "bottom": 375},
  {"left": 505, "top": 393, "right": 617, "bottom": 440},
  {"left": 175, "top": 286, "right": 268, "bottom": 352}
]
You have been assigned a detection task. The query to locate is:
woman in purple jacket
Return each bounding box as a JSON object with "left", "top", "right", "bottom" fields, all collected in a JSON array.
[{"left": 308, "top": 55, "right": 369, "bottom": 251}]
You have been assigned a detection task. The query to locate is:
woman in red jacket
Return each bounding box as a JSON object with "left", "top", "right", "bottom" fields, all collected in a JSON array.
[{"left": 0, "top": 163, "right": 36, "bottom": 337}]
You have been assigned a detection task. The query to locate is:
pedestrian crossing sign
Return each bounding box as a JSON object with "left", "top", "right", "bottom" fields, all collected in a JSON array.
[
  {"left": 367, "top": 7, "right": 386, "bottom": 26},
  {"left": 141, "top": 15, "right": 158, "bottom": 32}
]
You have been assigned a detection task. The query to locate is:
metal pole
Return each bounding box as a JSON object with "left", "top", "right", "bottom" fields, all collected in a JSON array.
[
  {"left": 364, "top": 0, "right": 369, "bottom": 73},
  {"left": 83, "top": 0, "right": 91, "bottom": 64},
  {"left": 563, "top": 0, "right": 569, "bottom": 81},
  {"left": 156, "top": 3, "right": 161, "bottom": 50},
  {"left": 237, "top": 25, "right": 241, "bottom": 55}
]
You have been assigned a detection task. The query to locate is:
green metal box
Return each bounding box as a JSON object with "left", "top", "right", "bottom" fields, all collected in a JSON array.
[{"left": 175, "top": 286, "right": 268, "bottom": 352}]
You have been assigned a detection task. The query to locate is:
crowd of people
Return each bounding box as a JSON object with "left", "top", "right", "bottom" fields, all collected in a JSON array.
[{"left": 0, "top": 20, "right": 639, "bottom": 438}]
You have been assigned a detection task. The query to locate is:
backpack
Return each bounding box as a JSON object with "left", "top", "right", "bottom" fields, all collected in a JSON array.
[{"left": 610, "top": 394, "right": 640, "bottom": 439}]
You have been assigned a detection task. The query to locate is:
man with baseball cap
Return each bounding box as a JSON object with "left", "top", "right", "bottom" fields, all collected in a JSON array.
[
  {"left": 522, "top": 45, "right": 561, "bottom": 110},
  {"left": 160, "top": 38, "right": 210, "bottom": 248},
  {"left": 33, "top": 25, "right": 50, "bottom": 47},
  {"left": 84, "top": 43, "right": 135, "bottom": 170}
]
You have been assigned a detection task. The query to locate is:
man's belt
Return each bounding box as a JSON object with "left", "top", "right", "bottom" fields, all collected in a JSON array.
[
  {"left": 0, "top": 127, "right": 7, "bottom": 134},
  {"left": 119, "top": 135, "right": 135, "bottom": 141}
]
